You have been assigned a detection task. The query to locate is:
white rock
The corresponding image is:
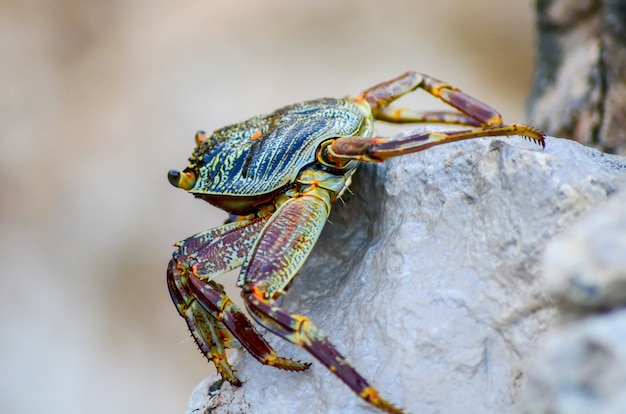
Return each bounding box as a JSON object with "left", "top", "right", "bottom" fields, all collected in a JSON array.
[
  {"left": 517, "top": 310, "right": 626, "bottom": 414},
  {"left": 543, "top": 188, "right": 626, "bottom": 318},
  {"left": 517, "top": 175, "right": 626, "bottom": 414},
  {"left": 186, "top": 134, "right": 626, "bottom": 414}
]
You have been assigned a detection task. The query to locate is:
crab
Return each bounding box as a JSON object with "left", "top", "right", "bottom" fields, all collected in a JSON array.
[{"left": 167, "top": 71, "right": 545, "bottom": 413}]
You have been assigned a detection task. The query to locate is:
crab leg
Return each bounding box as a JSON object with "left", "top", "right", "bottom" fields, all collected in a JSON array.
[
  {"left": 185, "top": 272, "right": 312, "bottom": 371},
  {"left": 239, "top": 194, "right": 403, "bottom": 414},
  {"left": 318, "top": 70, "right": 546, "bottom": 164},
  {"left": 325, "top": 124, "right": 545, "bottom": 163},
  {"left": 168, "top": 218, "right": 309, "bottom": 385},
  {"left": 168, "top": 260, "right": 241, "bottom": 383},
  {"left": 355, "top": 70, "right": 504, "bottom": 126},
  {"left": 376, "top": 108, "right": 484, "bottom": 127}
]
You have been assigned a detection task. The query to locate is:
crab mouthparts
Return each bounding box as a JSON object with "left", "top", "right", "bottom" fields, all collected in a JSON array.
[{"left": 168, "top": 169, "right": 196, "bottom": 190}]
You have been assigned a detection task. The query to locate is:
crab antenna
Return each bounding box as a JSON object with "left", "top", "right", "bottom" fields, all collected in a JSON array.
[{"left": 168, "top": 169, "right": 196, "bottom": 190}]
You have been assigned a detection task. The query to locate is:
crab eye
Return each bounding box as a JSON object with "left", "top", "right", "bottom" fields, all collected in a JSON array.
[
  {"left": 168, "top": 169, "right": 196, "bottom": 190},
  {"left": 195, "top": 131, "right": 208, "bottom": 146}
]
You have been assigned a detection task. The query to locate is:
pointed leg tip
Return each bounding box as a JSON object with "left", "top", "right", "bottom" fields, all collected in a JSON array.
[
  {"left": 270, "top": 357, "right": 312, "bottom": 372},
  {"left": 360, "top": 386, "right": 405, "bottom": 414},
  {"left": 369, "top": 397, "right": 405, "bottom": 414}
]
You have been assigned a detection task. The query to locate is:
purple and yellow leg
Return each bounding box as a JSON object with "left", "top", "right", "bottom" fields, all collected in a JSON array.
[
  {"left": 376, "top": 108, "right": 485, "bottom": 127},
  {"left": 186, "top": 273, "right": 311, "bottom": 372},
  {"left": 335, "top": 71, "right": 546, "bottom": 165},
  {"left": 242, "top": 289, "right": 403, "bottom": 414},
  {"left": 325, "top": 124, "right": 545, "bottom": 163},
  {"left": 168, "top": 260, "right": 241, "bottom": 384},
  {"left": 354, "top": 70, "right": 505, "bottom": 126},
  {"left": 167, "top": 218, "right": 309, "bottom": 385},
  {"left": 238, "top": 194, "right": 404, "bottom": 413}
]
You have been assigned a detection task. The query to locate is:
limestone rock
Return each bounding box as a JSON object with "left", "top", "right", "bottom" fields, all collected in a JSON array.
[
  {"left": 186, "top": 134, "right": 626, "bottom": 414},
  {"left": 517, "top": 177, "right": 626, "bottom": 414},
  {"left": 518, "top": 310, "right": 626, "bottom": 414},
  {"left": 543, "top": 188, "right": 626, "bottom": 318}
]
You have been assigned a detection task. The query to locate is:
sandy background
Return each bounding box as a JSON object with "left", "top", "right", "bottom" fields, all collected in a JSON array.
[{"left": 1, "top": 2, "right": 536, "bottom": 413}]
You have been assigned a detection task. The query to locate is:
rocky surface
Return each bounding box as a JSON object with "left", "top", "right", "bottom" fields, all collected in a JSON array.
[
  {"left": 517, "top": 186, "right": 626, "bottom": 414},
  {"left": 543, "top": 188, "right": 626, "bottom": 318},
  {"left": 518, "top": 309, "right": 626, "bottom": 414},
  {"left": 185, "top": 134, "right": 626, "bottom": 414}
]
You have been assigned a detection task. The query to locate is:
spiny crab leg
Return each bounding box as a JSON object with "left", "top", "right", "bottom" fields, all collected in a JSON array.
[
  {"left": 376, "top": 108, "right": 484, "bottom": 127},
  {"left": 186, "top": 273, "right": 311, "bottom": 372},
  {"left": 243, "top": 290, "right": 402, "bottom": 414},
  {"left": 355, "top": 70, "right": 504, "bottom": 126},
  {"left": 320, "top": 70, "right": 547, "bottom": 164},
  {"left": 238, "top": 194, "right": 404, "bottom": 414},
  {"left": 325, "top": 123, "right": 545, "bottom": 163},
  {"left": 167, "top": 260, "right": 240, "bottom": 383},
  {"left": 167, "top": 218, "right": 309, "bottom": 385}
]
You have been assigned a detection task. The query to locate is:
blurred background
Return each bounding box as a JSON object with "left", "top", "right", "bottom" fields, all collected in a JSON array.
[{"left": 1, "top": 1, "right": 537, "bottom": 413}]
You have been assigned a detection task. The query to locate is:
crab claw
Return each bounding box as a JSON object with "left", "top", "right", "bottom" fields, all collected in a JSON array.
[{"left": 168, "top": 169, "right": 196, "bottom": 190}]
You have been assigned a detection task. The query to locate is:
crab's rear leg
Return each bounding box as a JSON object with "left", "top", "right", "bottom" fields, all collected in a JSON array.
[
  {"left": 168, "top": 218, "right": 309, "bottom": 385},
  {"left": 324, "top": 123, "right": 545, "bottom": 163},
  {"left": 376, "top": 108, "right": 484, "bottom": 127},
  {"left": 239, "top": 193, "right": 403, "bottom": 414},
  {"left": 355, "top": 70, "right": 504, "bottom": 126}
]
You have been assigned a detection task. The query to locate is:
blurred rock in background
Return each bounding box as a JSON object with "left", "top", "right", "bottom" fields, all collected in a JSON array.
[
  {"left": 518, "top": 187, "right": 626, "bottom": 414},
  {"left": 0, "top": 2, "right": 537, "bottom": 414},
  {"left": 528, "top": 0, "right": 626, "bottom": 155}
]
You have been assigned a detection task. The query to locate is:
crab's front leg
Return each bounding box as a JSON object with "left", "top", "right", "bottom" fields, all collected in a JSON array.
[
  {"left": 167, "top": 218, "right": 309, "bottom": 385},
  {"left": 238, "top": 192, "right": 403, "bottom": 414}
]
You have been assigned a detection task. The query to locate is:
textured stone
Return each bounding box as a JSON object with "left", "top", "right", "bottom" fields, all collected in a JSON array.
[
  {"left": 529, "top": 0, "right": 626, "bottom": 155},
  {"left": 517, "top": 177, "right": 626, "bottom": 414},
  {"left": 517, "top": 310, "right": 626, "bottom": 414},
  {"left": 544, "top": 188, "right": 626, "bottom": 318},
  {"left": 186, "top": 133, "right": 626, "bottom": 414}
]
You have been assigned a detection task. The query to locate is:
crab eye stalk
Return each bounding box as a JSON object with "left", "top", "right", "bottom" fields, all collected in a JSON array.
[
  {"left": 195, "top": 130, "right": 208, "bottom": 146},
  {"left": 168, "top": 169, "right": 197, "bottom": 190}
]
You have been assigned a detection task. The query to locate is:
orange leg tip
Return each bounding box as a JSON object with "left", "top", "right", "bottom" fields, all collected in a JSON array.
[
  {"left": 360, "top": 386, "right": 377, "bottom": 399},
  {"left": 358, "top": 386, "right": 405, "bottom": 413}
]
